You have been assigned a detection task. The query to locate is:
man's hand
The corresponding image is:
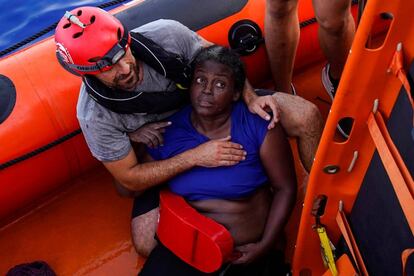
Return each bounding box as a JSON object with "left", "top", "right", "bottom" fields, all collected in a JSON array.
[
  {"left": 128, "top": 121, "right": 171, "bottom": 148},
  {"left": 247, "top": 95, "right": 281, "bottom": 130},
  {"left": 189, "top": 136, "right": 246, "bottom": 167},
  {"left": 231, "top": 242, "right": 267, "bottom": 265}
]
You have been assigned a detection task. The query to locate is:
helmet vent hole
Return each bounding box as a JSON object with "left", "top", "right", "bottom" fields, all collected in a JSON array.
[
  {"left": 117, "top": 28, "right": 122, "bottom": 40},
  {"left": 90, "top": 15, "right": 96, "bottom": 24},
  {"left": 73, "top": 32, "right": 83, "bottom": 39},
  {"left": 77, "top": 10, "right": 82, "bottom": 16},
  {"left": 63, "top": 23, "right": 71, "bottom": 29}
]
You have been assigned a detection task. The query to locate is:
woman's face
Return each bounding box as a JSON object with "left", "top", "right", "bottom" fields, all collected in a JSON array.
[{"left": 190, "top": 60, "right": 240, "bottom": 117}]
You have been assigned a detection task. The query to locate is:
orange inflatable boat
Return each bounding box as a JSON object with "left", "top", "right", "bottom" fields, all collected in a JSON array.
[
  {"left": 0, "top": 0, "right": 331, "bottom": 222},
  {"left": 0, "top": 0, "right": 413, "bottom": 274}
]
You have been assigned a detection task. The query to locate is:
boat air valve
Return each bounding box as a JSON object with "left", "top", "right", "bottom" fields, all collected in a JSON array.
[
  {"left": 228, "top": 20, "right": 263, "bottom": 56},
  {"left": 0, "top": 75, "right": 16, "bottom": 124}
]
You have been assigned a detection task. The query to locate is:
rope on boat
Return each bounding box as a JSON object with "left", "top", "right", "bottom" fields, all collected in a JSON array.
[
  {"left": 0, "top": 0, "right": 130, "bottom": 58},
  {"left": 0, "top": 129, "right": 82, "bottom": 171}
]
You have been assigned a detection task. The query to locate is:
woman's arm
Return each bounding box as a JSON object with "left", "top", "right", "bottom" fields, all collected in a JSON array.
[{"left": 233, "top": 123, "right": 297, "bottom": 264}]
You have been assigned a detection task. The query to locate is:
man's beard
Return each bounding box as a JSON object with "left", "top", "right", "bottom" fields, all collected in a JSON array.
[{"left": 113, "top": 63, "right": 139, "bottom": 91}]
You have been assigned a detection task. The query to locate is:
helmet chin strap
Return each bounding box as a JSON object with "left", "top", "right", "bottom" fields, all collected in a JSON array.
[{"left": 64, "top": 11, "right": 86, "bottom": 29}]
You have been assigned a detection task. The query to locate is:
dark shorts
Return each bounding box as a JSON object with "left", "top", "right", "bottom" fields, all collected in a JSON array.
[
  {"left": 131, "top": 185, "right": 162, "bottom": 218},
  {"left": 138, "top": 243, "right": 290, "bottom": 276}
]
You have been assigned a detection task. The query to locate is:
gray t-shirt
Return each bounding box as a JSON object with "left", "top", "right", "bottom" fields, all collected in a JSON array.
[{"left": 77, "top": 19, "right": 203, "bottom": 162}]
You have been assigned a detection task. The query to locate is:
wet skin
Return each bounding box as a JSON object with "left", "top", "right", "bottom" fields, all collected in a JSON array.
[
  {"left": 187, "top": 60, "right": 272, "bottom": 245},
  {"left": 190, "top": 187, "right": 272, "bottom": 246}
]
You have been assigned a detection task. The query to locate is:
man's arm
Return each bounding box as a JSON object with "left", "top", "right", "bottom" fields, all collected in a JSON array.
[
  {"left": 233, "top": 123, "right": 297, "bottom": 264},
  {"left": 199, "top": 35, "right": 213, "bottom": 48},
  {"left": 104, "top": 136, "right": 246, "bottom": 192}
]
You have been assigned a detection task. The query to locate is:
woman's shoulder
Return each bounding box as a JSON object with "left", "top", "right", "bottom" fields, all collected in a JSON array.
[
  {"left": 168, "top": 105, "right": 192, "bottom": 125},
  {"left": 162, "top": 105, "right": 194, "bottom": 140},
  {"left": 148, "top": 105, "right": 195, "bottom": 160},
  {"left": 232, "top": 101, "right": 269, "bottom": 146},
  {"left": 233, "top": 101, "right": 268, "bottom": 126}
]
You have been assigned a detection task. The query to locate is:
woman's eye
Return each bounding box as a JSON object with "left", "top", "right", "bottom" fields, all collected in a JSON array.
[
  {"left": 215, "top": 81, "right": 225, "bottom": 88},
  {"left": 195, "top": 77, "right": 204, "bottom": 84}
]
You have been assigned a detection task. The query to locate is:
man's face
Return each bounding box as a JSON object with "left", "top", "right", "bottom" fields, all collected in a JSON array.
[
  {"left": 190, "top": 60, "right": 240, "bottom": 117},
  {"left": 95, "top": 48, "right": 143, "bottom": 91}
]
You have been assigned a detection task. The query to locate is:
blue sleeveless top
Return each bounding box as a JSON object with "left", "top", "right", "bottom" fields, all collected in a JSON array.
[{"left": 147, "top": 101, "right": 269, "bottom": 200}]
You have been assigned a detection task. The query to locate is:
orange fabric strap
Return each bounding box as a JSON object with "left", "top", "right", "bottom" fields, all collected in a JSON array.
[
  {"left": 373, "top": 112, "right": 414, "bottom": 196},
  {"left": 402, "top": 248, "right": 414, "bottom": 276},
  {"left": 336, "top": 209, "right": 369, "bottom": 275},
  {"left": 367, "top": 112, "right": 414, "bottom": 234}
]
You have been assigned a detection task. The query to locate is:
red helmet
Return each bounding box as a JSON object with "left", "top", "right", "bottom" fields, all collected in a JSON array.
[{"left": 55, "top": 6, "right": 130, "bottom": 76}]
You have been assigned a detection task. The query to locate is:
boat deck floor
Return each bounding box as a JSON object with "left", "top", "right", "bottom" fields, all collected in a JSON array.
[
  {"left": 0, "top": 61, "right": 329, "bottom": 275},
  {"left": 0, "top": 166, "right": 144, "bottom": 275}
]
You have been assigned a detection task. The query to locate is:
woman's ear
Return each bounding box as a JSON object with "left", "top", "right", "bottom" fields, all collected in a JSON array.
[{"left": 233, "top": 90, "right": 241, "bottom": 101}]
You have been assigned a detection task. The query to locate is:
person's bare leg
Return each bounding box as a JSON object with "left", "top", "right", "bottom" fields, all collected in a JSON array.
[
  {"left": 265, "top": 0, "right": 300, "bottom": 93},
  {"left": 131, "top": 208, "right": 159, "bottom": 257},
  {"left": 313, "top": 0, "right": 355, "bottom": 79},
  {"left": 273, "top": 93, "right": 323, "bottom": 172}
]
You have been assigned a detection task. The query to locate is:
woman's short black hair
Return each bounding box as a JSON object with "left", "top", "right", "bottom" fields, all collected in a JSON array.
[{"left": 191, "top": 45, "right": 246, "bottom": 92}]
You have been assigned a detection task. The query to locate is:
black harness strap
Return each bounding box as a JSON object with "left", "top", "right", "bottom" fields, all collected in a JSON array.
[
  {"left": 130, "top": 32, "right": 192, "bottom": 88},
  {"left": 83, "top": 76, "right": 189, "bottom": 114}
]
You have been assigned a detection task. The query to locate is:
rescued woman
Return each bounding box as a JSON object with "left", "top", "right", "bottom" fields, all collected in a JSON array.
[{"left": 139, "top": 45, "right": 297, "bottom": 276}]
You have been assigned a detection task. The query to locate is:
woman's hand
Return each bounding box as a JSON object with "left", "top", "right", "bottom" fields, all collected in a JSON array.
[
  {"left": 128, "top": 121, "right": 171, "bottom": 148},
  {"left": 231, "top": 242, "right": 268, "bottom": 265}
]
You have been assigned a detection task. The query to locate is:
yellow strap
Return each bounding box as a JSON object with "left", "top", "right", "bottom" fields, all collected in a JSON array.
[
  {"left": 176, "top": 83, "right": 188, "bottom": 90},
  {"left": 317, "top": 226, "right": 338, "bottom": 276}
]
